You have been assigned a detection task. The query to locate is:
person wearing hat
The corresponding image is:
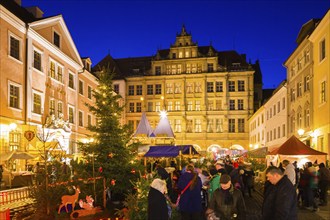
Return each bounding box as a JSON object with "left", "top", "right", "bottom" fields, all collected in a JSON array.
[{"left": 207, "top": 174, "right": 246, "bottom": 220}]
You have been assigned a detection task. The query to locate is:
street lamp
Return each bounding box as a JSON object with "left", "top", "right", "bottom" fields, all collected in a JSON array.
[{"left": 297, "top": 129, "right": 305, "bottom": 137}]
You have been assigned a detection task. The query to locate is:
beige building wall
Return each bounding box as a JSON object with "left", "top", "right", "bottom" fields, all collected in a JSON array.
[
  {"left": 264, "top": 82, "right": 288, "bottom": 152},
  {"left": 0, "top": 2, "right": 97, "bottom": 169},
  {"left": 309, "top": 10, "right": 330, "bottom": 156},
  {"left": 248, "top": 106, "right": 266, "bottom": 151}
]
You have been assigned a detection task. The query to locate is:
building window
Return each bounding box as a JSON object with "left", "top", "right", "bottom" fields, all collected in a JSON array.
[
  {"left": 291, "top": 88, "right": 295, "bottom": 102},
  {"left": 57, "top": 102, "right": 63, "bottom": 117},
  {"left": 174, "top": 83, "right": 181, "bottom": 94},
  {"left": 79, "top": 80, "right": 84, "bottom": 95},
  {"left": 78, "top": 111, "right": 83, "bottom": 127},
  {"left": 147, "top": 102, "right": 153, "bottom": 112},
  {"left": 216, "top": 81, "right": 223, "bottom": 92},
  {"left": 136, "top": 85, "right": 142, "bottom": 95},
  {"left": 195, "top": 119, "right": 202, "bottom": 133},
  {"left": 172, "top": 53, "right": 176, "bottom": 59},
  {"left": 49, "top": 61, "right": 56, "bottom": 78},
  {"left": 320, "top": 81, "right": 326, "bottom": 103},
  {"left": 187, "top": 101, "right": 193, "bottom": 111},
  {"left": 33, "top": 93, "right": 42, "bottom": 114},
  {"left": 229, "top": 119, "right": 235, "bottom": 133},
  {"left": 128, "top": 85, "right": 134, "bottom": 96},
  {"left": 69, "top": 72, "right": 74, "bottom": 89},
  {"left": 9, "top": 84, "right": 20, "bottom": 109},
  {"left": 282, "top": 97, "right": 285, "bottom": 109},
  {"left": 207, "top": 119, "right": 213, "bottom": 132},
  {"left": 113, "top": 84, "right": 119, "bottom": 94},
  {"left": 273, "top": 105, "right": 276, "bottom": 116},
  {"left": 195, "top": 82, "right": 202, "bottom": 93},
  {"left": 147, "top": 85, "right": 153, "bottom": 95},
  {"left": 175, "top": 119, "right": 181, "bottom": 132},
  {"left": 278, "top": 126, "right": 280, "bottom": 139},
  {"left": 238, "top": 99, "right": 243, "bottom": 110},
  {"left": 195, "top": 100, "right": 201, "bottom": 111},
  {"left": 186, "top": 119, "right": 193, "bottom": 133},
  {"left": 304, "top": 75, "right": 310, "bottom": 92},
  {"left": 53, "top": 31, "right": 60, "bottom": 47},
  {"left": 208, "top": 100, "right": 214, "bottom": 111},
  {"left": 167, "top": 101, "right": 173, "bottom": 111},
  {"left": 10, "top": 36, "right": 20, "bottom": 60},
  {"left": 136, "top": 102, "right": 142, "bottom": 112},
  {"left": 228, "top": 81, "right": 235, "bottom": 92},
  {"left": 155, "top": 102, "right": 161, "bottom": 112},
  {"left": 33, "top": 50, "right": 42, "bottom": 71},
  {"left": 87, "top": 114, "right": 92, "bottom": 127},
  {"left": 207, "top": 63, "right": 214, "bottom": 72},
  {"left": 238, "top": 80, "right": 245, "bottom": 91},
  {"left": 229, "top": 100, "right": 235, "bottom": 110},
  {"left": 277, "top": 101, "right": 280, "bottom": 113},
  {"left": 49, "top": 99, "right": 55, "bottom": 115},
  {"left": 207, "top": 82, "right": 214, "bottom": 92},
  {"left": 319, "top": 39, "right": 326, "bottom": 62},
  {"left": 155, "top": 84, "right": 162, "bottom": 94},
  {"left": 129, "top": 103, "right": 134, "bottom": 113},
  {"left": 215, "top": 100, "right": 222, "bottom": 110},
  {"left": 166, "top": 83, "right": 173, "bottom": 94},
  {"left": 155, "top": 66, "right": 161, "bottom": 75},
  {"left": 238, "top": 119, "right": 244, "bottom": 132},
  {"left": 297, "top": 82, "right": 302, "bottom": 97},
  {"left": 88, "top": 86, "right": 92, "bottom": 99},
  {"left": 297, "top": 112, "right": 302, "bottom": 128},
  {"left": 305, "top": 108, "right": 310, "bottom": 127},
  {"left": 68, "top": 106, "right": 74, "bottom": 124},
  {"left": 216, "top": 118, "right": 223, "bottom": 132},
  {"left": 57, "top": 65, "right": 63, "bottom": 82},
  {"left": 175, "top": 101, "right": 180, "bottom": 111},
  {"left": 186, "top": 82, "right": 193, "bottom": 93}
]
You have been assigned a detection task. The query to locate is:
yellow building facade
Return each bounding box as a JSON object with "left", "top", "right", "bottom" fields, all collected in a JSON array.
[
  {"left": 96, "top": 26, "right": 258, "bottom": 152},
  {"left": 285, "top": 9, "right": 329, "bottom": 157}
]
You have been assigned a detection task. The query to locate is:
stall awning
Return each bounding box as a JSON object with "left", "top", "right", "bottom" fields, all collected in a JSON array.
[{"left": 144, "top": 145, "right": 199, "bottom": 157}]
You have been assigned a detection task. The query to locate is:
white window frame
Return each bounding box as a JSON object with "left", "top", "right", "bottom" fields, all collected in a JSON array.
[
  {"left": 78, "top": 110, "right": 84, "bottom": 127},
  {"left": 79, "top": 79, "right": 84, "bottom": 96},
  {"left": 8, "top": 81, "right": 22, "bottom": 111},
  {"left": 32, "top": 46, "right": 44, "bottom": 73},
  {"left": 8, "top": 32, "right": 22, "bottom": 63},
  {"left": 68, "top": 105, "right": 75, "bottom": 124},
  {"left": 53, "top": 29, "right": 61, "bottom": 48},
  {"left": 32, "top": 89, "right": 44, "bottom": 115},
  {"left": 68, "top": 71, "right": 75, "bottom": 90}
]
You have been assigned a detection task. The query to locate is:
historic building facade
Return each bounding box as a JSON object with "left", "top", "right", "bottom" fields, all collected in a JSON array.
[
  {"left": 284, "top": 9, "right": 329, "bottom": 156},
  {"left": 95, "top": 26, "right": 261, "bottom": 152},
  {"left": 0, "top": 0, "right": 97, "bottom": 170}
]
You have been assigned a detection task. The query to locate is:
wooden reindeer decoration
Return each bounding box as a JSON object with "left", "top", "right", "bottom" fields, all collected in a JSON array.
[{"left": 58, "top": 186, "right": 80, "bottom": 214}]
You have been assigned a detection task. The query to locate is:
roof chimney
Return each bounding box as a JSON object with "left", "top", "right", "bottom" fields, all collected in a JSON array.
[
  {"left": 14, "top": 0, "right": 22, "bottom": 6},
  {"left": 26, "top": 6, "right": 44, "bottom": 18}
]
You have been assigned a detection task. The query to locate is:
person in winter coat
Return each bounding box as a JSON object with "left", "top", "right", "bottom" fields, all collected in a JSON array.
[
  {"left": 207, "top": 174, "right": 246, "bottom": 220},
  {"left": 177, "top": 164, "right": 203, "bottom": 220},
  {"left": 208, "top": 166, "right": 221, "bottom": 202},
  {"left": 148, "top": 178, "right": 169, "bottom": 220},
  {"left": 318, "top": 163, "right": 330, "bottom": 206},
  {"left": 261, "top": 166, "right": 297, "bottom": 220}
]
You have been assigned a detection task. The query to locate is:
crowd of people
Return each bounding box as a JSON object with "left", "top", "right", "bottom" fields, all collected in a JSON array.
[{"left": 147, "top": 157, "right": 330, "bottom": 220}]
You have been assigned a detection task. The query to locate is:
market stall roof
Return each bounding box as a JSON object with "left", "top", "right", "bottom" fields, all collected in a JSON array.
[
  {"left": 0, "top": 150, "right": 36, "bottom": 161},
  {"left": 144, "top": 145, "right": 199, "bottom": 157},
  {"left": 248, "top": 147, "right": 268, "bottom": 158},
  {"left": 268, "top": 135, "right": 327, "bottom": 155}
]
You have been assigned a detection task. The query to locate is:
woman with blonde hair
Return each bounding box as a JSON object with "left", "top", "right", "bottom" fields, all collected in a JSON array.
[{"left": 148, "top": 178, "right": 169, "bottom": 220}]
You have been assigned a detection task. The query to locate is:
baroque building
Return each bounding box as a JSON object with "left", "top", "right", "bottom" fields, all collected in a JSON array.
[
  {"left": 284, "top": 9, "right": 329, "bottom": 157},
  {"left": 0, "top": 0, "right": 97, "bottom": 170},
  {"left": 94, "top": 26, "right": 262, "bottom": 152}
]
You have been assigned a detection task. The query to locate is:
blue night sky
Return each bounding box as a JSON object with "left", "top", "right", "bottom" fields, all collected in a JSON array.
[{"left": 23, "top": 0, "right": 329, "bottom": 89}]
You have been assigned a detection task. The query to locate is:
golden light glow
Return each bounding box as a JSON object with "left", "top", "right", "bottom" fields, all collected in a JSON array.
[
  {"left": 9, "top": 123, "right": 17, "bottom": 131},
  {"left": 159, "top": 110, "right": 168, "bottom": 118},
  {"left": 297, "top": 129, "right": 305, "bottom": 136}
]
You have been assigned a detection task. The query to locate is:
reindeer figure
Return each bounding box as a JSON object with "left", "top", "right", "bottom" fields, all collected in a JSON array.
[{"left": 58, "top": 186, "right": 80, "bottom": 214}]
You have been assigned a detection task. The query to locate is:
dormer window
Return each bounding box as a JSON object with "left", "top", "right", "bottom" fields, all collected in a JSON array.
[
  {"left": 53, "top": 31, "right": 60, "bottom": 48},
  {"left": 172, "top": 53, "right": 176, "bottom": 59}
]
